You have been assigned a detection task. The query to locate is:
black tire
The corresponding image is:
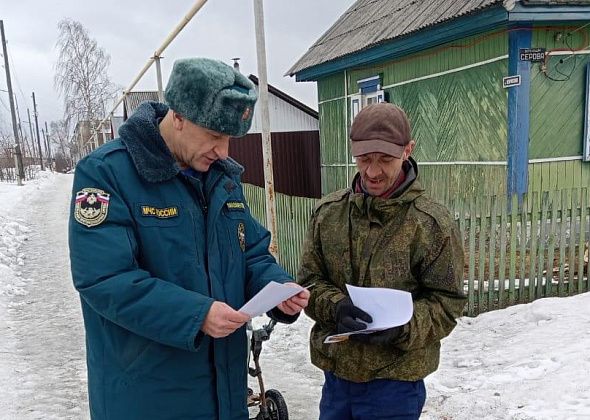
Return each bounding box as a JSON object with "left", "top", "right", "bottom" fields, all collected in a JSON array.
[{"left": 265, "top": 389, "right": 288, "bottom": 420}]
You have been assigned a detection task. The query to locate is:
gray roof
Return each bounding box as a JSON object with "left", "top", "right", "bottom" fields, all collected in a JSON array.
[
  {"left": 288, "top": 0, "right": 504, "bottom": 76},
  {"left": 123, "top": 91, "right": 161, "bottom": 120}
]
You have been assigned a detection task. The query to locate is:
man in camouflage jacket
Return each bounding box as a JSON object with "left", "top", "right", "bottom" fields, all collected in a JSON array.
[{"left": 298, "top": 103, "right": 466, "bottom": 419}]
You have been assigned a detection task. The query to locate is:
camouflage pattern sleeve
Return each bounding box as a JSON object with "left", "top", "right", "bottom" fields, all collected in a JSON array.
[
  {"left": 394, "top": 209, "right": 466, "bottom": 352},
  {"left": 297, "top": 212, "right": 346, "bottom": 329}
]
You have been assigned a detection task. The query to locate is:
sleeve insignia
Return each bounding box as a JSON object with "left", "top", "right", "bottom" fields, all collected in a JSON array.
[
  {"left": 226, "top": 201, "right": 245, "bottom": 211},
  {"left": 141, "top": 206, "right": 179, "bottom": 218},
  {"left": 74, "top": 188, "right": 110, "bottom": 227}
]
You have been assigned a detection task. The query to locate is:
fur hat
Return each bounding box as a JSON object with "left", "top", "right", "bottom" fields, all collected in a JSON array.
[{"left": 164, "top": 57, "right": 257, "bottom": 137}]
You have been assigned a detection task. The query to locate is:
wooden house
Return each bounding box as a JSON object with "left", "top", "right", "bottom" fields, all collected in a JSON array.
[{"left": 288, "top": 0, "right": 590, "bottom": 202}]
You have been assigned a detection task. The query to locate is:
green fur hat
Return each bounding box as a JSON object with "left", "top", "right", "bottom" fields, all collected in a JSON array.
[{"left": 164, "top": 57, "right": 257, "bottom": 137}]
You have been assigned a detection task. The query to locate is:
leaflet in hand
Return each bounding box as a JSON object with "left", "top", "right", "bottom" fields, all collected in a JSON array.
[
  {"left": 239, "top": 281, "right": 305, "bottom": 318},
  {"left": 324, "top": 285, "right": 413, "bottom": 344}
]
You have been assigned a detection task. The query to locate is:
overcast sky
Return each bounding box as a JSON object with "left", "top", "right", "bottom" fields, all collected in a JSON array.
[{"left": 0, "top": 0, "right": 355, "bottom": 130}]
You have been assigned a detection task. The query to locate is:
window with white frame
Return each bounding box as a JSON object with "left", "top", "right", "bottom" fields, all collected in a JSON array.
[
  {"left": 350, "top": 75, "right": 385, "bottom": 121},
  {"left": 349, "top": 75, "right": 386, "bottom": 163}
]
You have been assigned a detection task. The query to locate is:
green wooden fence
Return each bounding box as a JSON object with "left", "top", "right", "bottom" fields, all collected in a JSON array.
[
  {"left": 243, "top": 185, "right": 317, "bottom": 278},
  {"left": 243, "top": 184, "right": 590, "bottom": 316}
]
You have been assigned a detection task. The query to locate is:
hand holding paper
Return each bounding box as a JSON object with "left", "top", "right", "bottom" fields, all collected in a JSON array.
[
  {"left": 202, "top": 301, "right": 251, "bottom": 338},
  {"left": 335, "top": 296, "right": 373, "bottom": 333},
  {"left": 239, "top": 281, "right": 311, "bottom": 318},
  {"left": 276, "top": 283, "right": 310, "bottom": 316},
  {"left": 324, "top": 285, "right": 413, "bottom": 344}
]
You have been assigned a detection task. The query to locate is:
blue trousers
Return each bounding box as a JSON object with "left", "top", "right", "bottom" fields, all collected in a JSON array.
[{"left": 319, "top": 371, "right": 426, "bottom": 420}]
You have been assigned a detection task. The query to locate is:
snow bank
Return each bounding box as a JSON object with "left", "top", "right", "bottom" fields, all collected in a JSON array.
[
  {"left": 0, "top": 171, "right": 58, "bottom": 296},
  {"left": 424, "top": 292, "right": 590, "bottom": 419}
]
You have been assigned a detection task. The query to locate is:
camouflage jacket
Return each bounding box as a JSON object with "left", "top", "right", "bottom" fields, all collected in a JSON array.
[{"left": 297, "top": 161, "right": 466, "bottom": 382}]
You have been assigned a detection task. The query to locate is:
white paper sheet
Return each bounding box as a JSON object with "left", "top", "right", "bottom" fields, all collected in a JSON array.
[
  {"left": 324, "top": 285, "right": 413, "bottom": 344},
  {"left": 239, "top": 281, "right": 305, "bottom": 318}
]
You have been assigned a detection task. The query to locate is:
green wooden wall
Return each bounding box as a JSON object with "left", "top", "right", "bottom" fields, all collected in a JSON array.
[
  {"left": 386, "top": 60, "right": 507, "bottom": 162},
  {"left": 530, "top": 29, "right": 590, "bottom": 159},
  {"left": 347, "top": 32, "right": 508, "bottom": 90},
  {"left": 528, "top": 27, "right": 590, "bottom": 193},
  {"left": 318, "top": 99, "right": 348, "bottom": 193},
  {"left": 420, "top": 165, "right": 507, "bottom": 206}
]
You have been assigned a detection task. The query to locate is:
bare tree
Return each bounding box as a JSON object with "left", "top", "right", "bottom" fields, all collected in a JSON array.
[
  {"left": 54, "top": 19, "right": 116, "bottom": 147},
  {"left": 49, "top": 119, "right": 74, "bottom": 171},
  {"left": 0, "top": 126, "right": 14, "bottom": 181},
  {"left": 0, "top": 114, "right": 38, "bottom": 180}
]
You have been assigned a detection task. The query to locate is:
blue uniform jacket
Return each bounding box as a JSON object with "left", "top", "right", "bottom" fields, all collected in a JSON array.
[{"left": 69, "top": 102, "right": 293, "bottom": 420}]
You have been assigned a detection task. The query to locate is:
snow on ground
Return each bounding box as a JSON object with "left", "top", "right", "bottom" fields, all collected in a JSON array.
[
  {"left": 1, "top": 173, "right": 590, "bottom": 419},
  {"left": 0, "top": 172, "right": 88, "bottom": 419},
  {"left": 422, "top": 292, "right": 590, "bottom": 420}
]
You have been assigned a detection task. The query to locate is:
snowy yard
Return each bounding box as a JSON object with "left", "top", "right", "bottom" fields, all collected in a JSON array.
[{"left": 1, "top": 172, "right": 589, "bottom": 419}]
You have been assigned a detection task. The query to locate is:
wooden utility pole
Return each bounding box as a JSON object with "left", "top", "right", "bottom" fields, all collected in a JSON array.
[
  {"left": 1, "top": 20, "right": 24, "bottom": 185},
  {"left": 31, "top": 92, "right": 44, "bottom": 170},
  {"left": 253, "top": 0, "right": 278, "bottom": 256}
]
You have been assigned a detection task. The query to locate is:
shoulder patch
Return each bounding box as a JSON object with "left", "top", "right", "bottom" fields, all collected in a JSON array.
[{"left": 74, "top": 188, "right": 110, "bottom": 227}]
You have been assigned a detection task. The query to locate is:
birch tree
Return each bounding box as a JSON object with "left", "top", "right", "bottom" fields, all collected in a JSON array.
[
  {"left": 49, "top": 119, "right": 74, "bottom": 171},
  {"left": 54, "top": 19, "right": 116, "bottom": 138}
]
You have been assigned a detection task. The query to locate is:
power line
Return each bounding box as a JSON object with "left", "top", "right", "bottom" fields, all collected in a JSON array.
[
  {"left": 0, "top": 93, "right": 11, "bottom": 113},
  {"left": 0, "top": 35, "right": 29, "bottom": 123},
  {"left": 6, "top": 44, "right": 29, "bottom": 108}
]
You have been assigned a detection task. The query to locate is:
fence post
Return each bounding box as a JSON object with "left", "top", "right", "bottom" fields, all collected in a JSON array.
[
  {"left": 545, "top": 191, "right": 558, "bottom": 297},
  {"left": 518, "top": 193, "right": 528, "bottom": 303},
  {"left": 537, "top": 192, "right": 550, "bottom": 298},
  {"left": 508, "top": 194, "right": 518, "bottom": 306},
  {"left": 488, "top": 195, "right": 498, "bottom": 311},
  {"left": 467, "top": 197, "right": 477, "bottom": 316},
  {"left": 579, "top": 188, "right": 589, "bottom": 293},
  {"left": 528, "top": 192, "right": 538, "bottom": 302}
]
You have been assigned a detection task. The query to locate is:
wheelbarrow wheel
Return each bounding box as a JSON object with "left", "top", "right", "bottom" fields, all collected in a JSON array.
[{"left": 265, "top": 389, "right": 288, "bottom": 420}]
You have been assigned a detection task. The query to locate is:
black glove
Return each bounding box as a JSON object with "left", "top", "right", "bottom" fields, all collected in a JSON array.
[
  {"left": 350, "top": 326, "right": 404, "bottom": 345},
  {"left": 335, "top": 297, "right": 373, "bottom": 334}
]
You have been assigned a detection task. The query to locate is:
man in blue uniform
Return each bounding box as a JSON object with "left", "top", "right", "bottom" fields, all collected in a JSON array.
[{"left": 69, "top": 57, "right": 309, "bottom": 420}]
